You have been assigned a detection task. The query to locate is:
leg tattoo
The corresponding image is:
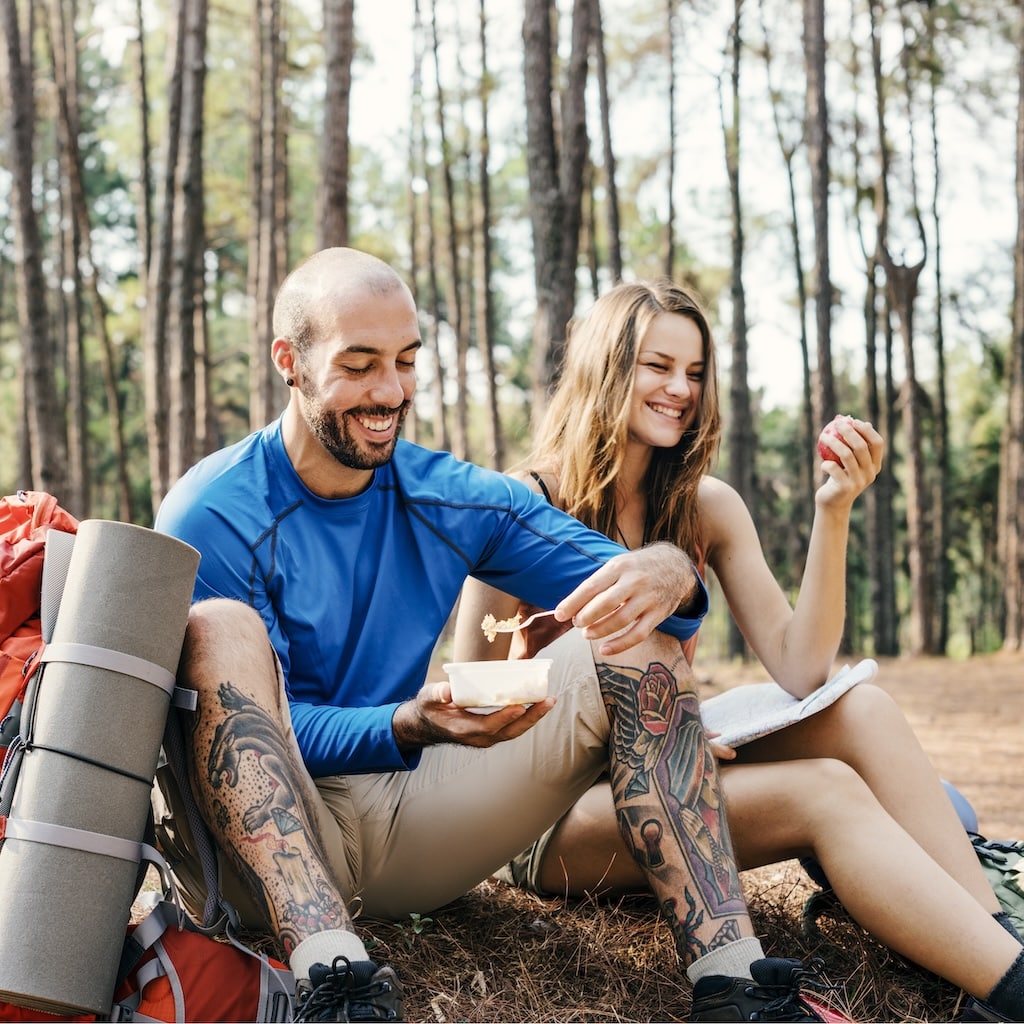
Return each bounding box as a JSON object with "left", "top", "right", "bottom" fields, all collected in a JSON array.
[
  {"left": 599, "top": 658, "right": 746, "bottom": 960},
  {"left": 193, "top": 681, "right": 348, "bottom": 954}
]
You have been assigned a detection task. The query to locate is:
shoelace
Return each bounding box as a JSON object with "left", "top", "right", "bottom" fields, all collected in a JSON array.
[
  {"left": 754, "top": 959, "right": 837, "bottom": 1021},
  {"left": 295, "top": 956, "right": 395, "bottom": 1022}
]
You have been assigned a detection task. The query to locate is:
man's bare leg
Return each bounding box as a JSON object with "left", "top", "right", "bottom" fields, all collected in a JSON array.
[
  {"left": 181, "top": 599, "right": 356, "bottom": 960},
  {"left": 179, "top": 602, "right": 404, "bottom": 1022},
  {"left": 170, "top": 603, "right": 414, "bottom": 1024},
  {"left": 594, "top": 629, "right": 753, "bottom": 967}
]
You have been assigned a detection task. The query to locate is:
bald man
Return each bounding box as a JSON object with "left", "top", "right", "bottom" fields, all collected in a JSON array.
[{"left": 156, "top": 248, "right": 832, "bottom": 1024}]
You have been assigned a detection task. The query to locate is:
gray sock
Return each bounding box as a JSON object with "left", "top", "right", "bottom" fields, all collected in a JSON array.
[
  {"left": 290, "top": 929, "right": 369, "bottom": 984},
  {"left": 686, "top": 936, "right": 766, "bottom": 984},
  {"left": 994, "top": 911, "right": 1024, "bottom": 944},
  {"left": 986, "top": 947, "right": 1024, "bottom": 1020}
]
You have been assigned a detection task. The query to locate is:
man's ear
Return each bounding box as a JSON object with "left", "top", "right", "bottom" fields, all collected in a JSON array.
[{"left": 271, "top": 337, "right": 297, "bottom": 384}]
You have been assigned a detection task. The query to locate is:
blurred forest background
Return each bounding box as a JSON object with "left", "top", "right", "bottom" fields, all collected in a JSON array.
[{"left": 2, "top": 0, "right": 1024, "bottom": 663}]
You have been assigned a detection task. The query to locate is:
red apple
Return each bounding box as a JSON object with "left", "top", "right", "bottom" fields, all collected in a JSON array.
[{"left": 817, "top": 414, "right": 854, "bottom": 466}]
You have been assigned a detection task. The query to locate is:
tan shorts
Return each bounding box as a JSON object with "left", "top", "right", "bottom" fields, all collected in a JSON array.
[{"left": 154, "top": 628, "right": 608, "bottom": 924}]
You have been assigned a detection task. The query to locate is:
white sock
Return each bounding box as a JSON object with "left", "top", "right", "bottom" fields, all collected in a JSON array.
[
  {"left": 290, "top": 929, "right": 369, "bottom": 983},
  {"left": 686, "top": 936, "right": 765, "bottom": 984}
]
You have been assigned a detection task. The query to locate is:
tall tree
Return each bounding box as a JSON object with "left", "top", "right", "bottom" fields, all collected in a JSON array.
[
  {"left": 144, "top": 0, "right": 187, "bottom": 512},
  {"left": 166, "top": 0, "right": 208, "bottom": 486},
  {"left": 133, "top": 0, "right": 154, "bottom": 288},
  {"left": 871, "top": 0, "right": 931, "bottom": 654},
  {"left": 412, "top": 0, "right": 449, "bottom": 451},
  {"left": 430, "top": 0, "right": 470, "bottom": 460},
  {"left": 405, "top": 0, "right": 425, "bottom": 447},
  {"left": 249, "top": 0, "right": 287, "bottom": 430},
  {"left": 922, "top": 3, "right": 951, "bottom": 651},
  {"left": 804, "top": 0, "right": 833, "bottom": 426},
  {"left": 664, "top": 0, "right": 679, "bottom": 279},
  {"left": 1, "top": 0, "right": 67, "bottom": 499},
  {"left": 47, "top": 0, "right": 134, "bottom": 522},
  {"left": 850, "top": 0, "right": 898, "bottom": 655},
  {"left": 48, "top": 0, "right": 88, "bottom": 517},
  {"left": 592, "top": 0, "right": 621, "bottom": 283},
  {"left": 317, "top": 0, "right": 353, "bottom": 248},
  {"left": 1002, "top": 0, "right": 1024, "bottom": 651},
  {"left": 721, "top": 0, "right": 754, "bottom": 659},
  {"left": 523, "top": 0, "right": 592, "bottom": 408},
  {"left": 758, "top": 0, "right": 814, "bottom": 528},
  {"left": 475, "top": 0, "right": 503, "bottom": 469}
]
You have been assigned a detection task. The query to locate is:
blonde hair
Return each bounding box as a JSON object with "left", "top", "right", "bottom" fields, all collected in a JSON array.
[{"left": 527, "top": 280, "right": 720, "bottom": 556}]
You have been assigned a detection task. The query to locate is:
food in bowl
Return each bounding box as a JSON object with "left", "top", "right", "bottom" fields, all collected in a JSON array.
[{"left": 442, "top": 658, "right": 552, "bottom": 712}]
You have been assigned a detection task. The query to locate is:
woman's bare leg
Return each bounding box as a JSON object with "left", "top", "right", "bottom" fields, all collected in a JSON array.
[
  {"left": 536, "top": 683, "right": 1019, "bottom": 997},
  {"left": 541, "top": 683, "right": 995, "bottom": 906},
  {"left": 720, "top": 756, "right": 1020, "bottom": 1000},
  {"left": 738, "top": 683, "right": 998, "bottom": 909}
]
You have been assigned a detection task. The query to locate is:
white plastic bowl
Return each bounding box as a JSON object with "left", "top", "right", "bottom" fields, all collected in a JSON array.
[{"left": 442, "top": 659, "right": 552, "bottom": 712}]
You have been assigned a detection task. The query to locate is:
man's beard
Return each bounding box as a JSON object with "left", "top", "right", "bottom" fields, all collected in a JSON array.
[{"left": 300, "top": 382, "right": 409, "bottom": 470}]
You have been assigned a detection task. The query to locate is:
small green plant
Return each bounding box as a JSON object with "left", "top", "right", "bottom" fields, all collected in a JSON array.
[{"left": 396, "top": 911, "right": 434, "bottom": 949}]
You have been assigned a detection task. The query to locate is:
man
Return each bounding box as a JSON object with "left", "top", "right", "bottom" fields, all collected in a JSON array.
[{"left": 155, "top": 247, "right": 832, "bottom": 1022}]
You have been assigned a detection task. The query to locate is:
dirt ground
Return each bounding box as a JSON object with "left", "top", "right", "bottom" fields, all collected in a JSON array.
[{"left": 702, "top": 650, "right": 1024, "bottom": 838}]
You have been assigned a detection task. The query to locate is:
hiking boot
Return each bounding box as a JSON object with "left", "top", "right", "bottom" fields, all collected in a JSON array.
[
  {"left": 690, "top": 957, "right": 844, "bottom": 1022},
  {"left": 960, "top": 996, "right": 1012, "bottom": 1022},
  {"left": 293, "top": 956, "right": 403, "bottom": 1022}
]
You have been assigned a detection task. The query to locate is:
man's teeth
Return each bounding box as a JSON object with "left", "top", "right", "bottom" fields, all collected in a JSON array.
[{"left": 358, "top": 415, "right": 393, "bottom": 431}]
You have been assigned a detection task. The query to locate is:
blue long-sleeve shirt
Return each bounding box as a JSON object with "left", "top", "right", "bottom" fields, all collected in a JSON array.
[{"left": 155, "top": 419, "right": 708, "bottom": 777}]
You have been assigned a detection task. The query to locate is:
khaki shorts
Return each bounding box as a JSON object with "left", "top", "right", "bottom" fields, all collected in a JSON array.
[{"left": 153, "top": 628, "right": 608, "bottom": 924}]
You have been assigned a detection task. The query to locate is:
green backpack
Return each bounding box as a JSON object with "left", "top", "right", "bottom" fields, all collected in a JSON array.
[{"left": 971, "top": 834, "right": 1024, "bottom": 938}]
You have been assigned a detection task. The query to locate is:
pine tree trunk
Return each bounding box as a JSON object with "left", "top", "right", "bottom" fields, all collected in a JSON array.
[
  {"left": 1002, "top": 0, "right": 1024, "bottom": 651},
  {"left": 523, "top": 0, "right": 591, "bottom": 410},
  {"left": 475, "top": 0, "right": 503, "bottom": 469},
  {"left": 1, "top": 0, "right": 68, "bottom": 499},
  {"left": 723, "top": 0, "right": 753, "bottom": 660},
  {"left": 317, "top": 0, "right": 353, "bottom": 248}
]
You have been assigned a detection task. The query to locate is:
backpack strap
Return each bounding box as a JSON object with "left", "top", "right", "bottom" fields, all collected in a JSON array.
[
  {"left": 111, "top": 898, "right": 294, "bottom": 1023},
  {"left": 0, "top": 817, "right": 178, "bottom": 900},
  {"left": 161, "top": 697, "right": 224, "bottom": 931},
  {"left": 14, "top": 645, "right": 179, "bottom": 789},
  {"left": 40, "top": 643, "right": 177, "bottom": 698}
]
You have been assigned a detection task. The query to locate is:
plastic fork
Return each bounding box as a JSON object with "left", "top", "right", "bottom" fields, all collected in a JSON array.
[{"left": 488, "top": 609, "right": 558, "bottom": 633}]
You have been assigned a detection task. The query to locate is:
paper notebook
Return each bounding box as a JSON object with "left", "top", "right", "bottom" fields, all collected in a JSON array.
[{"left": 699, "top": 658, "right": 879, "bottom": 747}]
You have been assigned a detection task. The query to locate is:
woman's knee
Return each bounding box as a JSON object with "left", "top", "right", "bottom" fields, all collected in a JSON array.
[{"left": 827, "top": 682, "right": 904, "bottom": 731}]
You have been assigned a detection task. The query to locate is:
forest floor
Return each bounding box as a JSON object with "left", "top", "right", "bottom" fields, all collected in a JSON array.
[
  {"left": 357, "top": 650, "right": 1024, "bottom": 1023},
  {"left": 134, "top": 651, "right": 1024, "bottom": 1021}
]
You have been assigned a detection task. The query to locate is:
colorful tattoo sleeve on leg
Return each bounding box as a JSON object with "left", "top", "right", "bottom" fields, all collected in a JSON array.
[{"left": 599, "top": 658, "right": 747, "bottom": 961}]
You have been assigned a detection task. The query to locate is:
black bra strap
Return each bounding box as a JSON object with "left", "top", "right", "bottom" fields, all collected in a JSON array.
[{"left": 528, "top": 471, "right": 553, "bottom": 505}]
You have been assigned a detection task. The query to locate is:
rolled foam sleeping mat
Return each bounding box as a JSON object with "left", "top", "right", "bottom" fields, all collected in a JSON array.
[{"left": 0, "top": 519, "right": 198, "bottom": 1016}]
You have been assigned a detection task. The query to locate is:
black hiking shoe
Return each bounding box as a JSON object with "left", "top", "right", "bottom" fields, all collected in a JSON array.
[
  {"left": 961, "top": 996, "right": 1012, "bottom": 1022},
  {"left": 293, "top": 956, "right": 403, "bottom": 1022},
  {"left": 690, "top": 957, "right": 842, "bottom": 1022}
]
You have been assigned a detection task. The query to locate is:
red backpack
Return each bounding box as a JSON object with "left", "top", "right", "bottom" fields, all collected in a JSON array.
[
  {"left": 0, "top": 906, "right": 292, "bottom": 1023},
  {"left": 0, "top": 490, "right": 79, "bottom": 759},
  {"left": 0, "top": 493, "right": 294, "bottom": 1022}
]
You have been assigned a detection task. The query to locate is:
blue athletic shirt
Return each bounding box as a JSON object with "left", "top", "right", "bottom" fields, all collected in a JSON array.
[{"left": 155, "top": 418, "right": 709, "bottom": 778}]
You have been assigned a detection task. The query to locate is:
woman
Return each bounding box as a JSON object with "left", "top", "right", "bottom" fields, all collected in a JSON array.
[{"left": 453, "top": 279, "right": 1024, "bottom": 1021}]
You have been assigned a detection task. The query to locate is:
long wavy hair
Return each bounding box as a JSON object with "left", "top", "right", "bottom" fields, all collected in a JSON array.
[{"left": 526, "top": 280, "right": 721, "bottom": 557}]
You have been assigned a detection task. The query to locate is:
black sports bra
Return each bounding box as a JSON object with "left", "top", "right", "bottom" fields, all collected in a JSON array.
[{"left": 528, "top": 470, "right": 554, "bottom": 505}]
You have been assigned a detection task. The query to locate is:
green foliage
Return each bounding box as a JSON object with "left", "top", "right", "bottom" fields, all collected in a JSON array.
[
  {"left": 395, "top": 912, "right": 434, "bottom": 950},
  {"left": 0, "top": 0, "right": 1021, "bottom": 656}
]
